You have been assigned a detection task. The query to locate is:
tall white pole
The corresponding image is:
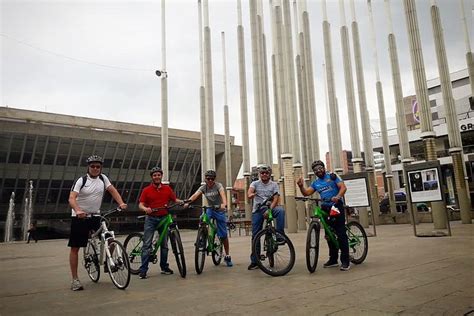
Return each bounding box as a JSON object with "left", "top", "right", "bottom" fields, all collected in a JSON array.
[
  {"left": 203, "top": 0, "right": 215, "bottom": 170},
  {"left": 460, "top": 0, "right": 474, "bottom": 95},
  {"left": 222, "top": 32, "right": 233, "bottom": 218},
  {"left": 339, "top": 0, "right": 362, "bottom": 173},
  {"left": 430, "top": 0, "right": 471, "bottom": 223},
  {"left": 322, "top": 0, "right": 343, "bottom": 174},
  {"left": 161, "top": 0, "right": 169, "bottom": 182},
  {"left": 198, "top": 0, "right": 207, "bottom": 179},
  {"left": 237, "top": 0, "right": 252, "bottom": 219},
  {"left": 368, "top": 0, "right": 396, "bottom": 216}
]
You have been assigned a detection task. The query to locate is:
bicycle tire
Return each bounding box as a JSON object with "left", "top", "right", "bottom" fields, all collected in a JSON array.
[
  {"left": 170, "top": 229, "right": 187, "bottom": 278},
  {"left": 106, "top": 240, "right": 131, "bottom": 290},
  {"left": 83, "top": 240, "right": 100, "bottom": 282},
  {"left": 211, "top": 234, "right": 223, "bottom": 266},
  {"left": 252, "top": 228, "right": 295, "bottom": 277},
  {"left": 123, "top": 232, "right": 143, "bottom": 275},
  {"left": 194, "top": 227, "right": 207, "bottom": 274},
  {"left": 347, "top": 221, "right": 368, "bottom": 264},
  {"left": 306, "top": 221, "right": 320, "bottom": 273}
]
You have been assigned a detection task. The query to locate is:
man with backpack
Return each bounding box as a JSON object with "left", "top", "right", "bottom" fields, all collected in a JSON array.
[{"left": 68, "top": 155, "right": 127, "bottom": 291}]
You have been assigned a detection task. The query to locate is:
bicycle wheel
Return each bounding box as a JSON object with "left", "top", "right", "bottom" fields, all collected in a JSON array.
[
  {"left": 306, "top": 221, "right": 320, "bottom": 273},
  {"left": 211, "top": 234, "right": 223, "bottom": 266},
  {"left": 106, "top": 240, "right": 131, "bottom": 290},
  {"left": 123, "top": 232, "right": 143, "bottom": 275},
  {"left": 194, "top": 227, "right": 207, "bottom": 274},
  {"left": 83, "top": 239, "right": 100, "bottom": 282},
  {"left": 347, "top": 221, "right": 368, "bottom": 264},
  {"left": 252, "top": 228, "right": 295, "bottom": 277},
  {"left": 170, "top": 229, "right": 187, "bottom": 278}
]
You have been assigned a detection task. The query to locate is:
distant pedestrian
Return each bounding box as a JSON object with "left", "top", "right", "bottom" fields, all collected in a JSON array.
[{"left": 27, "top": 222, "right": 38, "bottom": 243}]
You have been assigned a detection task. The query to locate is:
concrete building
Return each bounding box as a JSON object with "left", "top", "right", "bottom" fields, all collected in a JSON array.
[
  {"left": 0, "top": 107, "right": 242, "bottom": 238},
  {"left": 372, "top": 68, "right": 473, "bottom": 207}
]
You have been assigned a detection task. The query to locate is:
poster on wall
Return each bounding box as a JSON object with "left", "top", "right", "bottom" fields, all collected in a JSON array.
[
  {"left": 341, "top": 173, "right": 370, "bottom": 207},
  {"left": 407, "top": 167, "right": 443, "bottom": 203}
]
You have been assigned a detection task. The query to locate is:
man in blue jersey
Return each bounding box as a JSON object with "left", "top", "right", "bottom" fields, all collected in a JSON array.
[{"left": 296, "top": 160, "right": 350, "bottom": 271}]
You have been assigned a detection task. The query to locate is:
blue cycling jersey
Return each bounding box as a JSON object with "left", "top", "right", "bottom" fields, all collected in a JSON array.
[{"left": 310, "top": 172, "right": 342, "bottom": 201}]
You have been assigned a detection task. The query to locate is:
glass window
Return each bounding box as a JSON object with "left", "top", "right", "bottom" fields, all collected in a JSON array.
[{"left": 8, "top": 152, "right": 21, "bottom": 163}]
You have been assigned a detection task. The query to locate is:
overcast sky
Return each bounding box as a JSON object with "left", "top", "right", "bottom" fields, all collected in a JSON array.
[{"left": 1, "top": 0, "right": 472, "bottom": 168}]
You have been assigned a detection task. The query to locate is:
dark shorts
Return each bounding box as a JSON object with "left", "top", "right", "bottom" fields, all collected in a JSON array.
[{"left": 67, "top": 217, "right": 101, "bottom": 248}]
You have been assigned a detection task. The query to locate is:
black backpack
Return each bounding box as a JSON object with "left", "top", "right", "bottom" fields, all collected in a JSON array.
[{"left": 72, "top": 174, "right": 106, "bottom": 193}]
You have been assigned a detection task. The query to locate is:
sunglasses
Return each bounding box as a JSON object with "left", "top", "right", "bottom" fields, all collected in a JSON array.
[
  {"left": 89, "top": 165, "right": 102, "bottom": 169},
  {"left": 313, "top": 166, "right": 324, "bottom": 171},
  {"left": 205, "top": 177, "right": 215, "bottom": 181},
  {"left": 260, "top": 171, "right": 270, "bottom": 175}
]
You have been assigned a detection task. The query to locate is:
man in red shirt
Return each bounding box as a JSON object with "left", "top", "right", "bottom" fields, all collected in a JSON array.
[{"left": 138, "top": 166, "right": 182, "bottom": 279}]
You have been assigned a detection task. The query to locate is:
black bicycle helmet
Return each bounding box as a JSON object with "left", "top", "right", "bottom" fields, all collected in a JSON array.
[
  {"left": 204, "top": 169, "right": 217, "bottom": 178},
  {"left": 86, "top": 155, "right": 104, "bottom": 164},
  {"left": 150, "top": 166, "right": 163, "bottom": 175},
  {"left": 258, "top": 164, "right": 272, "bottom": 174},
  {"left": 311, "top": 160, "right": 325, "bottom": 170}
]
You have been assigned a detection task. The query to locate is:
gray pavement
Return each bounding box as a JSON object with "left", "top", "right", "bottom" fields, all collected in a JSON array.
[{"left": 0, "top": 221, "right": 473, "bottom": 316}]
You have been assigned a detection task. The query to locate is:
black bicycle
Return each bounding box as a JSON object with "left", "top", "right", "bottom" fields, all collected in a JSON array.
[{"left": 251, "top": 192, "right": 295, "bottom": 277}]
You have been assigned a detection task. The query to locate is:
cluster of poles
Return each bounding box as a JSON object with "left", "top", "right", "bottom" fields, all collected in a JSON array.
[{"left": 156, "top": 0, "right": 473, "bottom": 233}]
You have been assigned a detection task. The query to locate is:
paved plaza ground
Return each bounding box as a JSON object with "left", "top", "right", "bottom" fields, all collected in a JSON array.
[{"left": 0, "top": 221, "right": 473, "bottom": 315}]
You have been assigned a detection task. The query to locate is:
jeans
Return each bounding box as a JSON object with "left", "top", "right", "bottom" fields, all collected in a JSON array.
[
  {"left": 206, "top": 208, "right": 228, "bottom": 239},
  {"left": 250, "top": 206, "right": 285, "bottom": 264},
  {"left": 322, "top": 200, "right": 349, "bottom": 264},
  {"left": 140, "top": 216, "right": 169, "bottom": 274}
]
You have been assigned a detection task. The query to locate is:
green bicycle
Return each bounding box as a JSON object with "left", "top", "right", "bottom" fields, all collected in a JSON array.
[
  {"left": 123, "top": 204, "right": 187, "bottom": 278},
  {"left": 295, "top": 197, "right": 368, "bottom": 273},
  {"left": 252, "top": 192, "right": 296, "bottom": 277},
  {"left": 193, "top": 205, "right": 225, "bottom": 274}
]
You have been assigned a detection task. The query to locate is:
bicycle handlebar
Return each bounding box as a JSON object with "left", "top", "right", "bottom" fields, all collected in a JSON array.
[
  {"left": 255, "top": 192, "right": 279, "bottom": 211},
  {"left": 295, "top": 197, "right": 320, "bottom": 202},
  {"left": 100, "top": 207, "right": 122, "bottom": 218}
]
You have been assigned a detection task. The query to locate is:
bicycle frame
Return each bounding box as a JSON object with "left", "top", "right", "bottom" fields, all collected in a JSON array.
[
  {"left": 199, "top": 208, "right": 219, "bottom": 253},
  {"left": 89, "top": 213, "right": 117, "bottom": 269},
  {"left": 310, "top": 205, "right": 339, "bottom": 248},
  {"left": 149, "top": 214, "right": 175, "bottom": 257},
  {"left": 310, "top": 203, "right": 364, "bottom": 251}
]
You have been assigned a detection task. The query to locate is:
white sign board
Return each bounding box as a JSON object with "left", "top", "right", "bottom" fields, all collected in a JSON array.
[
  {"left": 407, "top": 167, "right": 443, "bottom": 203},
  {"left": 344, "top": 177, "right": 370, "bottom": 207}
]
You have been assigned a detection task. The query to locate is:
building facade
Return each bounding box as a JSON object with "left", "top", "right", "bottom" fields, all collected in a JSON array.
[
  {"left": 0, "top": 107, "right": 242, "bottom": 238},
  {"left": 372, "top": 68, "right": 473, "bottom": 206}
]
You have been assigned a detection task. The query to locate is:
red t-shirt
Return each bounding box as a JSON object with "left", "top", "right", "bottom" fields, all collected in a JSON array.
[{"left": 139, "top": 183, "right": 177, "bottom": 216}]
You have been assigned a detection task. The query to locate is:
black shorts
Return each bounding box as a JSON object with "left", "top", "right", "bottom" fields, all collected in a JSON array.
[{"left": 67, "top": 217, "right": 101, "bottom": 248}]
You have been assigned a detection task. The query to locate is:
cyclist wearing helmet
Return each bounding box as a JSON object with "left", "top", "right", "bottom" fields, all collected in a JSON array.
[
  {"left": 184, "top": 169, "right": 233, "bottom": 267},
  {"left": 68, "top": 155, "right": 127, "bottom": 291},
  {"left": 247, "top": 164, "right": 285, "bottom": 270},
  {"left": 296, "top": 160, "right": 350, "bottom": 271},
  {"left": 138, "top": 166, "right": 183, "bottom": 279}
]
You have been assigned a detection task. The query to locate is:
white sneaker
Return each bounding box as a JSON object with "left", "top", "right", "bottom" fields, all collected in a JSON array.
[{"left": 71, "top": 279, "right": 84, "bottom": 291}]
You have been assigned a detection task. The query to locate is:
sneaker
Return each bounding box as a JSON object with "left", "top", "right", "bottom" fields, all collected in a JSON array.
[
  {"left": 340, "top": 262, "right": 351, "bottom": 271},
  {"left": 138, "top": 272, "right": 147, "bottom": 279},
  {"left": 161, "top": 267, "right": 174, "bottom": 275},
  {"left": 71, "top": 279, "right": 84, "bottom": 291},
  {"left": 247, "top": 262, "right": 258, "bottom": 270},
  {"left": 224, "top": 255, "right": 233, "bottom": 267},
  {"left": 323, "top": 259, "right": 339, "bottom": 268}
]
